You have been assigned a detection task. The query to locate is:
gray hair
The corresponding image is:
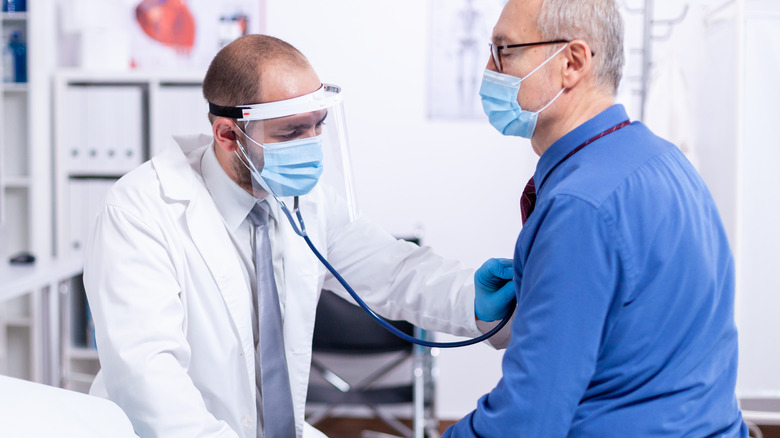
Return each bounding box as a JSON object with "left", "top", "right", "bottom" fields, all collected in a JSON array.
[{"left": 538, "top": 0, "right": 624, "bottom": 95}]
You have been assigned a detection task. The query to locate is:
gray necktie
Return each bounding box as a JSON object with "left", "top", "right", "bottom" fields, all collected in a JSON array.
[{"left": 249, "top": 202, "right": 296, "bottom": 438}]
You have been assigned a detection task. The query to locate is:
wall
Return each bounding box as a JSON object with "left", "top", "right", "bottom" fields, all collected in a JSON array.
[
  {"left": 624, "top": 0, "right": 780, "bottom": 403},
  {"left": 736, "top": 0, "right": 780, "bottom": 399}
]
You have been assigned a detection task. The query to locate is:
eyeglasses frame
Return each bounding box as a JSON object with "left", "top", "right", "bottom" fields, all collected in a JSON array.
[{"left": 489, "top": 39, "right": 596, "bottom": 73}]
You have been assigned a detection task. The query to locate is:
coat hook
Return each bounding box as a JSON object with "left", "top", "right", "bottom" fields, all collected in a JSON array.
[{"left": 652, "top": 4, "right": 689, "bottom": 41}]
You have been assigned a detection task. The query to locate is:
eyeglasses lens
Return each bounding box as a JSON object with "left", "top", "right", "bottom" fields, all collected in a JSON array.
[{"left": 490, "top": 43, "right": 502, "bottom": 72}]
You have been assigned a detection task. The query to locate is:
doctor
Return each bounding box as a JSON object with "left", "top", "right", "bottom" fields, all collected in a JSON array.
[{"left": 84, "top": 34, "right": 511, "bottom": 438}]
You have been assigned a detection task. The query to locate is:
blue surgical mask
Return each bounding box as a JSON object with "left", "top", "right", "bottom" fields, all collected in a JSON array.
[
  {"left": 479, "top": 45, "right": 567, "bottom": 138},
  {"left": 237, "top": 134, "right": 324, "bottom": 197}
]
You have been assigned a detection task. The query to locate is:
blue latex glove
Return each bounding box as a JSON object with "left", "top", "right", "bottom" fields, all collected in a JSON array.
[{"left": 474, "top": 258, "right": 516, "bottom": 321}]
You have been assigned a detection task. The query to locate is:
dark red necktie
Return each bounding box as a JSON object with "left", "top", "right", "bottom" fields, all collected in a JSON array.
[
  {"left": 520, "top": 178, "right": 536, "bottom": 225},
  {"left": 521, "top": 120, "right": 630, "bottom": 225}
]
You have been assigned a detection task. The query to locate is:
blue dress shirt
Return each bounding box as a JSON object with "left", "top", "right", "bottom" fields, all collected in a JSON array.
[{"left": 445, "top": 105, "right": 747, "bottom": 437}]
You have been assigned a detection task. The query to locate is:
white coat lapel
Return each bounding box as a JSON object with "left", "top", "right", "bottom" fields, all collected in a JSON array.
[
  {"left": 186, "top": 194, "right": 255, "bottom": 374},
  {"left": 152, "top": 140, "right": 256, "bottom": 384}
]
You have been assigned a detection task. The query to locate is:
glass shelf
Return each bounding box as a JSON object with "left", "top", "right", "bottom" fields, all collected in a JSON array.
[
  {"left": 3, "top": 82, "right": 29, "bottom": 92},
  {"left": 68, "top": 347, "right": 99, "bottom": 361},
  {"left": 0, "top": 12, "right": 27, "bottom": 21},
  {"left": 2, "top": 177, "right": 30, "bottom": 188},
  {"left": 4, "top": 316, "right": 31, "bottom": 327}
]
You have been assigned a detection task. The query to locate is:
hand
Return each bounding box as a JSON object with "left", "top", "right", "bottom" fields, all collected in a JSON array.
[{"left": 474, "top": 258, "right": 515, "bottom": 321}]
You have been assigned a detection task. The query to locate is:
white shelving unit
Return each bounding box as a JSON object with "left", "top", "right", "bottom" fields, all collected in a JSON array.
[
  {"left": 0, "top": 258, "right": 84, "bottom": 386},
  {"left": 0, "top": 3, "right": 56, "bottom": 384},
  {"left": 53, "top": 70, "right": 210, "bottom": 391},
  {"left": 0, "top": 10, "right": 31, "bottom": 260}
]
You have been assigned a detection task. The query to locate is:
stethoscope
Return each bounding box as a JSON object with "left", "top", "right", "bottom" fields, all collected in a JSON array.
[
  {"left": 235, "top": 133, "right": 516, "bottom": 348},
  {"left": 276, "top": 196, "right": 516, "bottom": 348}
]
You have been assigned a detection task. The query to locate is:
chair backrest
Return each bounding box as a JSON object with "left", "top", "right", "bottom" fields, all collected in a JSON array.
[{"left": 312, "top": 289, "right": 414, "bottom": 354}]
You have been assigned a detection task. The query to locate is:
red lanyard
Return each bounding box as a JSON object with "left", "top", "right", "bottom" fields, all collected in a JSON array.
[
  {"left": 523, "top": 120, "right": 631, "bottom": 225},
  {"left": 539, "top": 119, "right": 631, "bottom": 190}
]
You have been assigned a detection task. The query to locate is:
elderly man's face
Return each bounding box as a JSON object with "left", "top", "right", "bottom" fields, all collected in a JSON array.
[
  {"left": 489, "top": 0, "right": 561, "bottom": 111},
  {"left": 490, "top": 0, "right": 544, "bottom": 73}
]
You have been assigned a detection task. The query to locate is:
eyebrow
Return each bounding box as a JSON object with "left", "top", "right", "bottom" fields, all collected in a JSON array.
[{"left": 282, "top": 110, "right": 328, "bottom": 131}]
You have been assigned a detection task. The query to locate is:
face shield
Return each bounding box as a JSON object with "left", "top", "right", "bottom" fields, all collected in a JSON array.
[{"left": 209, "top": 84, "right": 358, "bottom": 222}]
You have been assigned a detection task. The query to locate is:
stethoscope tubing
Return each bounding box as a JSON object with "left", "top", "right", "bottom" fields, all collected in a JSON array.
[{"left": 284, "top": 200, "right": 516, "bottom": 348}]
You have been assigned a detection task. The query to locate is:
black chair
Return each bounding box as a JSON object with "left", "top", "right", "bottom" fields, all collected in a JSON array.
[{"left": 306, "top": 287, "right": 438, "bottom": 438}]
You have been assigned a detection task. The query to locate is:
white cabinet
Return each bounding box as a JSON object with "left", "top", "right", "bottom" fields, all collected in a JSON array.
[
  {"left": 0, "top": 3, "right": 56, "bottom": 384},
  {"left": 0, "top": 293, "right": 39, "bottom": 381},
  {"left": 1, "top": 258, "right": 84, "bottom": 386},
  {"left": 53, "top": 71, "right": 210, "bottom": 391}
]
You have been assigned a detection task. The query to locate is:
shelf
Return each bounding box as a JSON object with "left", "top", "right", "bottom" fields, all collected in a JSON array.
[
  {"left": 69, "top": 174, "right": 124, "bottom": 180},
  {"left": 62, "top": 371, "right": 98, "bottom": 384},
  {"left": 3, "top": 82, "right": 29, "bottom": 92},
  {"left": 2, "top": 176, "right": 30, "bottom": 188},
  {"left": 4, "top": 316, "right": 32, "bottom": 327},
  {"left": 0, "top": 11, "right": 27, "bottom": 21},
  {"left": 0, "top": 256, "right": 84, "bottom": 302},
  {"left": 68, "top": 347, "right": 99, "bottom": 360}
]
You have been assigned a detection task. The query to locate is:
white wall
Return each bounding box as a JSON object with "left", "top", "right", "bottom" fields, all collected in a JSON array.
[
  {"left": 622, "top": 0, "right": 780, "bottom": 402},
  {"left": 735, "top": 0, "right": 780, "bottom": 399}
]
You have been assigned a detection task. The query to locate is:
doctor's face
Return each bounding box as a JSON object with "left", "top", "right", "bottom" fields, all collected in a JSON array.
[
  {"left": 244, "top": 109, "right": 328, "bottom": 144},
  {"left": 230, "top": 60, "right": 323, "bottom": 192}
]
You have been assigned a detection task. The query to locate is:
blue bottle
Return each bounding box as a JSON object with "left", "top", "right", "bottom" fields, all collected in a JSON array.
[
  {"left": 8, "top": 31, "right": 26, "bottom": 83},
  {"left": 3, "top": 0, "right": 27, "bottom": 12}
]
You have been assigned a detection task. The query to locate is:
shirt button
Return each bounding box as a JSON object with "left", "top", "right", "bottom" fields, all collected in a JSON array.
[{"left": 241, "top": 415, "right": 252, "bottom": 428}]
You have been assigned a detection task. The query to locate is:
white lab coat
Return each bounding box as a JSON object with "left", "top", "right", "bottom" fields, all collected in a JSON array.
[{"left": 84, "top": 135, "right": 482, "bottom": 438}]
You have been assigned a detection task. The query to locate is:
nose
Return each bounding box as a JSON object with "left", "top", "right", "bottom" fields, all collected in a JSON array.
[
  {"left": 486, "top": 48, "right": 499, "bottom": 72},
  {"left": 486, "top": 55, "right": 499, "bottom": 72}
]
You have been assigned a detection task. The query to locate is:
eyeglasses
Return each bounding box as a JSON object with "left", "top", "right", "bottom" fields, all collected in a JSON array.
[{"left": 489, "top": 40, "right": 570, "bottom": 73}]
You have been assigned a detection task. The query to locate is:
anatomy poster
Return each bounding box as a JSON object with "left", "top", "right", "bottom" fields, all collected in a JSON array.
[
  {"left": 427, "top": 0, "right": 506, "bottom": 119},
  {"left": 130, "top": 0, "right": 265, "bottom": 71}
]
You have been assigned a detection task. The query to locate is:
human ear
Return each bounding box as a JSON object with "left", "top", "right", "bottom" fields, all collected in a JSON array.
[
  {"left": 561, "top": 39, "right": 593, "bottom": 89},
  {"left": 213, "top": 118, "right": 239, "bottom": 152}
]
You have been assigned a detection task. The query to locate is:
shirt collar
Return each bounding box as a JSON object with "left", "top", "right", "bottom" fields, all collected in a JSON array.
[
  {"left": 201, "top": 142, "right": 272, "bottom": 231},
  {"left": 534, "top": 104, "right": 630, "bottom": 192}
]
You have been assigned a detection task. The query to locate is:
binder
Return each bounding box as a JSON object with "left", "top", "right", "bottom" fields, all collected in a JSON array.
[
  {"left": 66, "top": 86, "right": 144, "bottom": 176},
  {"left": 67, "top": 179, "right": 115, "bottom": 255},
  {"left": 155, "top": 84, "right": 210, "bottom": 155}
]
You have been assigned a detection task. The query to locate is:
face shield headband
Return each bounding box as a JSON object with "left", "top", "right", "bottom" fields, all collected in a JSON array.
[{"left": 209, "top": 84, "right": 342, "bottom": 122}]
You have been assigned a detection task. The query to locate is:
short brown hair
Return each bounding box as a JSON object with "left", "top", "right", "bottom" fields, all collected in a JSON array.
[{"left": 203, "top": 34, "right": 309, "bottom": 123}]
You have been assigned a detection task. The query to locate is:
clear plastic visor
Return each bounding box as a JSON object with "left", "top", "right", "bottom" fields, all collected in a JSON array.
[{"left": 231, "top": 87, "right": 357, "bottom": 221}]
